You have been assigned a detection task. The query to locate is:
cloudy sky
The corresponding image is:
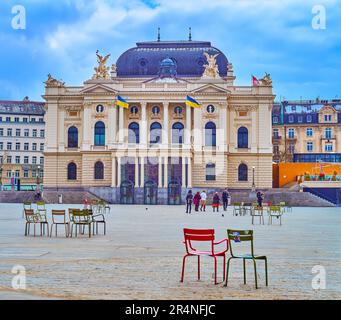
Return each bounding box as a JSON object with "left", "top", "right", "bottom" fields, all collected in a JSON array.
[{"left": 0, "top": 0, "right": 340, "bottom": 101}]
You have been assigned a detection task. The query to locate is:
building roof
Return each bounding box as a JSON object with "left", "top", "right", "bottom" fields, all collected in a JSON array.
[
  {"left": 116, "top": 40, "right": 229, "bottom": 78},
  {"left": 0, "top": 99, "right": 45, "bottom": 115}
]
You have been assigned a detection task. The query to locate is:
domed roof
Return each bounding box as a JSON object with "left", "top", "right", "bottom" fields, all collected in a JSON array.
[{"left": 116, "top": 40, "right": 228, "bottom": 78}]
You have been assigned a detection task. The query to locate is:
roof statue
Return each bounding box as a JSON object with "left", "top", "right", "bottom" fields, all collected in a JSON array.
[
  {"left": 92, "top": 50, "right": 111, "bottom": 80},
  {"left": 202, "top": 52, "right": 220, "bottom": 79},
  {"left": 44, "top": 74, "right": 65, "bottom": 87},
  {"left": 259, "top": 72, "right": 272, "bottom": 86}
]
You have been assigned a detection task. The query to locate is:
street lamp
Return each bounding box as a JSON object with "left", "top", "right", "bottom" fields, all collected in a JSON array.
[
  {"left": 252, "top": 166, "right": 256, "bottom": 192},
  {"left": 36, "top": 165, "right": 41, "bottom": 191}
]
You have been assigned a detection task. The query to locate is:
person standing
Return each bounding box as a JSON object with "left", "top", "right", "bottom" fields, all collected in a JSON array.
[
  {"left": 212, "top": 192, "right": 220, "bottom": 212},
  {"left": 222, "top": 188, "right": 230, "bottom": 211},
  {"left": 193, "top": 192, "right": 201, "bottom": 212},
  {"left": 186, "top": 190, "right": 193, "bottom": 214},
  {"left": 256, "top": 190, "right": 264, "bottom": 207},
  {"left": 200, "top": 190, "right": 207, "bottom": 212}
]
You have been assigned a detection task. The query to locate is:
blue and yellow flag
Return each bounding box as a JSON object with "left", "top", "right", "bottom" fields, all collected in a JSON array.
[
  {"left": 186, "top": 95, "right": 200, "bottom": 108},
  {"left": 116, "top": 95, "right": 129, "bottom": 109}
]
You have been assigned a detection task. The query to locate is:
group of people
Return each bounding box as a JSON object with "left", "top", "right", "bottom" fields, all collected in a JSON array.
[{"left": 185, "top": 189, "right": 231, "bottom": 214}]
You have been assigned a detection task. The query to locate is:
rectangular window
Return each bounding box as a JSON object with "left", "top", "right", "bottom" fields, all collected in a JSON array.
[
  {"left": 288, "top": 128, "right": 295, "bottom": 139},
  {"left": 288, "top": 115, "right": 294, "bottom": 123},
  {"left": 7, "top": 142, "right": 12, "bottom": 150},
  {"left": 273, "top": 117, "right": 279, "bottom": 124},
  {"left": 24, "top": 170, "right": 29, "bottom": 178},
  {"left": 273, "top": 145, "right": 279, "bottom": 154},
  {"left": 24, "top": 156, "right": 29, "bottom": 164},
  {"left": 15, "top": 170, "right": 20, "bottom": 178},
  {"left": 0, "top": 117, "right": 2, "bottom": 122},
  {"left": 7, "top": 156, "right": 12, "bottom": 164},
  {"left": 32, "top": 156, "right": 37, "bottom": 164},
  {"left": 40, "top": 129, "right": 45, "bottom": 138},
  {"left": 307, "top": 142, "right": 313, "bottom": 152},
  {"left": 306, "top": 128, "right": 313, "bottom": 137},
  {"left": 32, "top": 143, "right": 37, "bottom": 151},
  {"left": 0, "top": 128, "right": 3, "bottom": 136},
  {"left": 273, "top": 128, "right": 279, "bottom": 138},
  {"left": 7, "top": 128, "right": 12, "bottom": 136},
  {"left": 307, "top": 115, "right": 312, "bottom": 123},
  {"left": 324, "top": 115, "right": 332, "bottom": 122},
  {"left": 39, "top": 118, "right": 44, "bottom": 122},
  {"left": 16, "top": 129, "right": 21, "bottom": 136},
  {"left": 24, "top": 143, "right": 29, "bottom": 151},
  {"left": 0, "top": 156, "right": 3, "bottom": 164},
  {"left": 32, "top": 170, "right": 36, "bottom": 178},
  {"left": 15, "top": 156, "right": 20, "bottom": 164},
  {"left": 24, "top": 129, "right": 29, "bottom": 137},
  {"left": 7, "top": 170, "right": 12, "bottom": 178},
  {"left": 298, "top": 116, "right": 303, "bottom": 123},
  {"left": 16, "top": 142, "right": 20, "bottom": 150},
  {"left": 6, "top": 117, "right": 11, "bottom": 122},
  {"left": 0, "top": 142, "right": 3, "bottom": 150},
  {"left": 40, "top": 143, "right": 44, "bottom": 151},
  {"left": 325, "top": 144, "right": 333, "bottom": 152},
  {"left": 206, "top": 164, "right": 216, "bottom": 181},
  {"left": 32, "top": 129, "right": 37, "bottom": 137},
  {"left": 23, "top": 117, "right": 28, "bottom": 123},
  {"left": 14, "top": 117, "right": 19, "bottom": 122},
  {"left": 31, "top": 118, "right": 36, "bottom": 123},
  {"left": 40, "top": 157, "right": 44, "bottom": 165},
  {"left": 288, "top": 144, "right": 295, "bottom": 154}
]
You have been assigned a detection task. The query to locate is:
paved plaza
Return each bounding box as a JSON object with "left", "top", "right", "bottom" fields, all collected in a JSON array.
[{"left": 0, "top": 203, "right": 340, "bottom": 300}]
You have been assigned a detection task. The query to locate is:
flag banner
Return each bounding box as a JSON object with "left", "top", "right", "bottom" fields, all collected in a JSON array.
[
  {"left": 116, "top": 95, "right": 129, "bottom": 109},
  {"left": 186, "top": 95, "right": 201, "bottom": 108},
  {"left": 252, "top": 75, "right": 260, "bottom": 86}
]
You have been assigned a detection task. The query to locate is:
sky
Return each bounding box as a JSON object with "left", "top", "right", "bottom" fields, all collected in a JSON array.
[{"left": 0, "top": 0, "right": 340, "bottom": 102}]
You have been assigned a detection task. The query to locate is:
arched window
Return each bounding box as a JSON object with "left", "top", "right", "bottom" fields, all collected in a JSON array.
[
  {"left": 237, "top": 127, "right": 248, "bottom": 148},
  {"left": 150, "top": 122, "right": 162, "bottom": 144},
  {"left": 94, "top": 121, "right": 105, "bottom": 146},
  {"left": 172, "top": 122, "right": 184, "bottom": 144},
  {"left": 94, "top": 161, "right": 104, "bottom": 180},
  {"left": 128, "top": 122, "right": 140, "bottom": 144},
  {"left": 238, "top": 164, "right": 248, "bottom": 181},
  {"left": 206, "top": 163, "right": 216, "bottom": 181},
  {"left": 205, "top": 122, "right": 216, "bottom": 147},
  {"left": 68, "top": 126, "right": 78, "bottom": 148},
  {"left": 67, "top": 162, "right": 77, "bottom": 180}
]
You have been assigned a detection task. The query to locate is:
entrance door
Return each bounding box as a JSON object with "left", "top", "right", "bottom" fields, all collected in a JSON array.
[
  {"left": 120, "top": 180, "right": 134, "bottom": 204},
  {"left": 144, "top": 181, "right": 158, "bottom": 205},
  {"left": 168, "top": 181, "right": 181, "bottom": 205}
]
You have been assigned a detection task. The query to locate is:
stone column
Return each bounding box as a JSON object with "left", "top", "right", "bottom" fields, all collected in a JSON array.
[
  {"left": 251, "top": 106, "right": 257, "bottom": 153},
  {"left": 162, "top": 102, "right": 169, "bottom": 146},
  {"left": 163, "top": 156, "right": 168, "bottom": 188},
  {"left": 140, "top": 156, "right": 145, "bottom": 187},
  {"left": 219, "top": 103, "right": 227, "bottom": 152},
  {"left": 158, "top": 157, "right": 162, "bottom": 188},
  {"left": 187, "top": 157, "right": 192, "bottom": 188},
  {"left": 185, "top": 106, "right": 191, "bottom": 145},
  {"left": 193, "top": 107, "right": 202, "bottom": 150},
  {"left": 182, "top": 157, "right": 186, "bottom": 187},
  {"left": 141, "top": 102, "right": 147, "bottom": 146},
  {"left": 82, "top": 105, "right": 92, "bottom": 150},
  {"left": 58, "top": 107, "right": 65, "bottom": 152},
  {"left": 117, "top": 157, "right": 121, "bottom": 187},
  {"left": 118, "top": 106, "right": 124, "bottom": 143},
  {"left": 108, "top": 104, "right": 117, "bottom": 146},
  {"left": 111, "top": 157, "right": 116, "bottom": 187},
  {"left": 135, "top": 157, "right": 139, "bottom": 187}
]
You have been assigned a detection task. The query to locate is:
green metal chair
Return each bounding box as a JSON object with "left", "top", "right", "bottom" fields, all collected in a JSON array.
[
  {"left": 224, "top": 229, "right": 268, "bottom": 289},
  {"left": 251, "top": 206, "right": 264, "bottom": 225},
  {"left": 268, "top": 206, "right": 283, "bottom": 225},
  {"left": 70, "top": 209, "right": 92, "bottom": 238}
]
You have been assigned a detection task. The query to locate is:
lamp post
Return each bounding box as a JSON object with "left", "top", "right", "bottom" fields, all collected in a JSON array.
[
  {"left": 252, "top": 166, "right": 256, "bottom": 192},
  {"left": 36, "top": 165, "right": 41, "bottom": 192}
]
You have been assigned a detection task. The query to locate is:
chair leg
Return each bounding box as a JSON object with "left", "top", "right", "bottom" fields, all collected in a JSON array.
[
  {"left": 223, "top": 255, "right": 226, "bottom": 281},
  {"left": 181, "top": 255, "right": 188, "bottom": 282},
  {"left": 89, "top": 224, "right": 91, "bottom": 238},
  {"left": 25, "top": 223, "right": 28, "bottom": 236},
  {"left": 104, "top": 222, "right": 106, "bottom": 235},
  {"left": 65, "top": 224, "right": 68, "bottom": 237},
  {"left": 243, "top": 258, "right": 246, "bottom": 284},
  {"left": 197, "top": 256, "right": 200, "bottom": 280},
  {"left": 214, "top": 257, "right": 217, "bottom": 285},
  {"left": 34, "top": 224, "right": 36, "bottom": 237},
  {"left": 265, "top": 258, "right": 268, "bottom": 286},
  {"left": 224, "top": 257, "right": 232, "bottom": 286},
  {"left": 253, "top": 259, "right": 258, "bottom": 289}
]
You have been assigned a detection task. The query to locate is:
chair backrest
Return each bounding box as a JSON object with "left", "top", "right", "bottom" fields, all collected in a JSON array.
[
  {"left": 270, "top": 206, "right": 282, "bottom": 214},
  {"left": 183, "top": 228, "right": 215, "bottom": 254},
  {"left": 51, "top": 210, "right": 66, "bottom": 223},
  {"left": 23, "top": 202, "right": 31, "bottom": 209},
  {"left": 36, "top": 201, "right": 45, "bottom": 209},
  {"left": 72, "top": 209, "right": 91, "bottom": 223},
  {"left": 227, "top": 229, "right": 254, "bottom": 257},
  {"left": 24, "top": 209, "right": 36, "bottom": 222}
]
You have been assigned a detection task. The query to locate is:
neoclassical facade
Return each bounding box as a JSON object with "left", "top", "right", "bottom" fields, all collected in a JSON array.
[{"left": 43, "top": 39, "right": 274, "bottom": 204}]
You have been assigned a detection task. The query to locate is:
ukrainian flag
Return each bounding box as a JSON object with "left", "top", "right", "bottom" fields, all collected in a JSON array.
[
  {"left": 186, "top": 95, "right": 201, "bottom": 108},
  {"left": 116, "top": 95, "right": 129, "bottom": 109}
]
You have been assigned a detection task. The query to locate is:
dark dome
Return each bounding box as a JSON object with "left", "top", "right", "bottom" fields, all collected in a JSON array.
[{"left": 116, "top": 40, "right": 228, "bottom": 78}]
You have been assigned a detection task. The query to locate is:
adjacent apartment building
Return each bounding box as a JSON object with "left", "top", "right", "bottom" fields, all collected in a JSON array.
[
  {"left": 0, "top": 98, "right": 45, "bottom": 189},
  {"left": 272, "top": 99, "right": 341, "bottom": 163}
]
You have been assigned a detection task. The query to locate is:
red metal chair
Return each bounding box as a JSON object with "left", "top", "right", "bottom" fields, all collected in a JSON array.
[{"left": 181, "top": 228, "right": 229, "bottom": 285}]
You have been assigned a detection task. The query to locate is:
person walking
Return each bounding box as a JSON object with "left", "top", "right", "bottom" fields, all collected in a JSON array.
[
  {"left": 222, "top": 188, "right": 230, "bottom": 211},
  {"left": 212, "top": 192, "right": 220, "bottom": 212},
  {"left": 200, "top": 190, "right": 207, "bottom": 212},
  {"left": 193, "top": 192, "right": 201, "bottom": 212},
  {"left": 185, "top": 190, "right": 193, "bottom": 214},
  {"left": 256, "top": 190, "right": 264, "bottom": 207}
]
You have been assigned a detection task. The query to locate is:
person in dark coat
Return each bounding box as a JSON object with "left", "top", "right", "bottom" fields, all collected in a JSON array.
[
  {"left": 222, "top": 188, "right": 230, "bottom": 211},
  {"left": 256, "top": 191, "right": 264, "bottom": 207},
  {"left": 212, "top": 192, "right": 220, "bottom": 212},
  {"left": 193, "top": 192, "right": 201, "bottom": 212},
  {"left": 185, "top": 190, "right": 193, "bottom": 214}
]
